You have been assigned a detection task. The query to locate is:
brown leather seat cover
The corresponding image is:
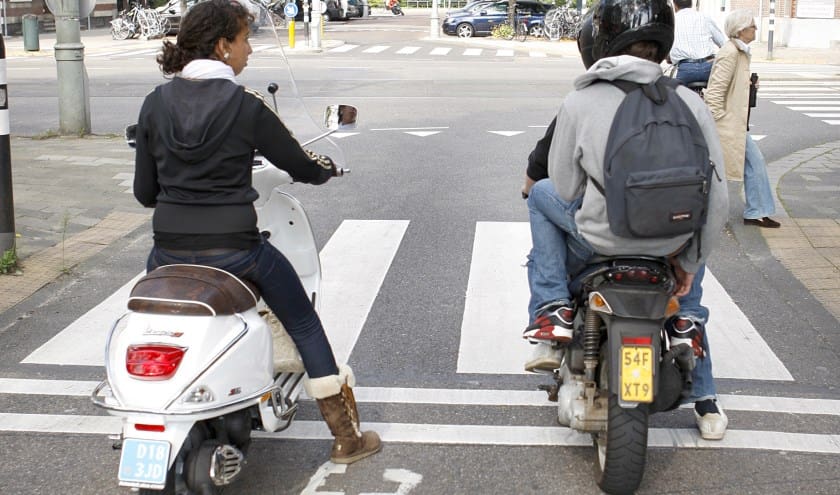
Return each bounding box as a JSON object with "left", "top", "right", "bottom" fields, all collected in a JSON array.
[{"left": 128, "top": 265, "right": 261, "bottom": 316}]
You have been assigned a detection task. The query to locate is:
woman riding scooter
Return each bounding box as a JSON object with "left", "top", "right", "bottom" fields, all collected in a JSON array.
[{"left": 132, "top": 0, "right": 381, "bottom": 465}]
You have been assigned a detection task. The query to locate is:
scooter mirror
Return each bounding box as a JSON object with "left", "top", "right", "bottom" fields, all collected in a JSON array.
[
  {"left": 324, "top": 105, "right": 358, "bottom": 131},
  {"left": 125, "top": 124, "right": 137, "bottom": 148}
]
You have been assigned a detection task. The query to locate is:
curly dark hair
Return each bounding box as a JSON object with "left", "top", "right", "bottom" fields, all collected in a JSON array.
[{"left": 156, "top": 0, "right": 253, "bottom": 75}]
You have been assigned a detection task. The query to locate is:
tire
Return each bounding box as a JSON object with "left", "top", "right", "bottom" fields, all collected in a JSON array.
[
  {"left": 456, "top": 22, "right": 474, "bottom": 38},
  {"left": 111, "top": 20, "right": 132, "bottom": 40},
  {"left": 517, "top": 23, "right": 527, "bottom": 42},
  {"left": 593, "top": 373, "right": 649, "bottom": 494},
  {"left": 529, "top": 24, "right": 543, "bottom": 38}
]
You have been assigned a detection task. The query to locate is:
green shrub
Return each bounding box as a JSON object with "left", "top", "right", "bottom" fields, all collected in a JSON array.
[
  {"left": 491, "top": 23, "right": 514, "bottom": 39},
  {"left": 0, "top": 247, "right": 17, "bottom": 275}
]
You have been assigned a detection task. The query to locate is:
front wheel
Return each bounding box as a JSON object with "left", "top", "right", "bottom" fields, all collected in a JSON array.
[
  {"left": 594, "top": 395, "right": 649, "bottom": 495},
  {"left": 456, "top": 22, "right": 474, "bottom": 38},
  {"left": 516, "top": 23, "right": 527, "bottom": 42}
]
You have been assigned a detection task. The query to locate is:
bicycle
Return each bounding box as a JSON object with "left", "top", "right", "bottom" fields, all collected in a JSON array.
[
  {"left": 542, "top": 6, "right": 581, "bottom": 41},
  {"left": 501, "top": 8, "right": 530, "bottom": 42}
]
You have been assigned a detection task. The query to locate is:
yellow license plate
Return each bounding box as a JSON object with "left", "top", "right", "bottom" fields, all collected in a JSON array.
[{"left": 620, "top": 346, "right": 654, "bottom": 403}]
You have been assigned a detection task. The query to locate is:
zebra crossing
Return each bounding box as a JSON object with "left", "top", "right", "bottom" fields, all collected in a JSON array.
[
  {"left": 760, "top": 79, "right": 840, "bottom": 125},
  {"left": 326, "top": 43, "right": 555, "bottom": 58},
  {"left": 6, "top": 219, "right": 840, "bottom": 453}
]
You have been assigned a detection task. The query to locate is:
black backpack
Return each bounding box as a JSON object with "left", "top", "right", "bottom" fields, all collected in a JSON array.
[{"left": 590, "top": 77, "right": 716, "bottom": 250}]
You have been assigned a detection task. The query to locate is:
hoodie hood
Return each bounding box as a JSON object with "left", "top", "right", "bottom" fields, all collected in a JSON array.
[
  {"left": 574, "top": 55, "right": 665, "bottom": 90},
  {"left": 152, "top": 74, "right": 245, "bottom": 163}
]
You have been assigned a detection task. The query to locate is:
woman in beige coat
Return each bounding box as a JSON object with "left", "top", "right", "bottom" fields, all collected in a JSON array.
[{"left": 705, "top": 9, "right": 780, "bottom": 228}]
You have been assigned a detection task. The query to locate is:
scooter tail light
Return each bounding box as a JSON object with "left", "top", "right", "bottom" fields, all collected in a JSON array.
[
  {"left": 135, "top": 423, "right": 166, "bottom": 432},
  {"left": 126, "top": 344, "right": 186, "bottom": 380}
]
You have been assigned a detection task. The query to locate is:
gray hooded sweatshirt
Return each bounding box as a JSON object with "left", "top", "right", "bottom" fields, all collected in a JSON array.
[{"left": 548, "top": 55, "right": 728, "bottom": 274}]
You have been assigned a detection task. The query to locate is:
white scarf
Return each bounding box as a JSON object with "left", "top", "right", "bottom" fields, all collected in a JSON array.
[{"left": 178, "top": 59, "right": 236, "bottom": 83}]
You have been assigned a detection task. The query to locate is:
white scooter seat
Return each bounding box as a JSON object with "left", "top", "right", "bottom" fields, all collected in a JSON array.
[{"left": 128, "top": 264, "right": 260, "bottom": 317}]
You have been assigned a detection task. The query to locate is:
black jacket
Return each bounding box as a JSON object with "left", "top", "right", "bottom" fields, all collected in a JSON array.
[
  {"left": 526, "top": 117, "right": 556, "bottom": 182},
  {"left": 134, "top": 77, "right": 333, "bottom": 248}
]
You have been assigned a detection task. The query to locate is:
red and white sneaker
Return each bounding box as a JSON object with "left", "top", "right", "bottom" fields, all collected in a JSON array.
[
  {"left": 665, "top": 316, "right": 705, "bottom": 358},
  {"left": 523, "top": 303, "right": 575, "bottom": 344}
]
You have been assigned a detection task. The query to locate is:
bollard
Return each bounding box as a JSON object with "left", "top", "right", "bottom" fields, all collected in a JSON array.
[
  {"left": 0, "top": 35, "right": 15, "bottom": 256},
  {"left": 289, "top": 20, "right": 295, "bottom": 48},
  {"left": 22, "top": 14, "right": 40, "bottom": 52}
]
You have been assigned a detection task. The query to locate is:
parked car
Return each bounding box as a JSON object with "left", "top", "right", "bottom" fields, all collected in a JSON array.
[
  {"left": 442, "top": 0, "right": 550, "bottom": 38},
  {"left": 346, "top": 0, "right": 370, "bottom": 17}
]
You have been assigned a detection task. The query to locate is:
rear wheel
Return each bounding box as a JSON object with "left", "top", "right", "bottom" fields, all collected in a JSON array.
[
  {"left": 593, "top": 352, "right": 649, "bottom": 495},
  {"left": 529, "top": 24, "right": 543, "bottom": 37}
]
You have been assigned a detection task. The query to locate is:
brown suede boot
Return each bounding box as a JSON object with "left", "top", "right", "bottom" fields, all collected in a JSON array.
[{"left": 306, "top": 365, "right": 381, "bottom": 464}]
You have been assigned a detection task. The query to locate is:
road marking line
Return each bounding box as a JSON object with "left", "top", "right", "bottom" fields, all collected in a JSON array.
[
  {"left": 456, "top": 222, "right": 793, "bottom": 380},
  {"left": 319, "top": 220, "right": 409, "bottom": 363},
  {"left": 771, "top": 100, "right": 840, "bottom": 105},
  {"left": 363, "top": 45, "right": 390, "bottom": 53},
  {"left": 8, "top": 413, "right": 835, "bottom": 453},
  {"left": 463, "top": 48, "right": 482, "bottom": 56},
  {"left": 823, "top": 120, "right": 840, "bottom": 125},
  {"left": 529, "top": 51, "right": 547, "bottom": 57},
  {"left": 3, "top": 379, "right": 837, "bottom": 416},
  {"left": 496, "top": 49, "right": 514, "bottom": 57},
  {"left": 458, "top": 221, "right": 531, "bottom": 374},
  {"left": 370, "top": 127, "right": 449, "bottom": 131},
  {"left": 804, "top": 113, "right": 840, "bottom": 117},
  {"left": 429, "top": 47, "right": 451, "bottom": 55},
  {"left": 403, "top": 131, "right": 441, "bottom": 137},
  {"left": 329, "top": 44, "right": 358, "bottom": 52},
  {"left": 488, "top": 131, "right": 525, "bottom": 137},
  {"left": 787, "top": 106, "right": 840, "bottom": 111},
  {"left": 396, "top": 46, "right": 421, "bottom": 54}
]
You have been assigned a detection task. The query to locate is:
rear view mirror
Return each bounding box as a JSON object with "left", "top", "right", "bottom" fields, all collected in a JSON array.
[
  {"left": 324, "top": 104, "right": 358, "bottom": 131},
  {"left": 125, "top": 124, "right": 137, "bottom": 148}
]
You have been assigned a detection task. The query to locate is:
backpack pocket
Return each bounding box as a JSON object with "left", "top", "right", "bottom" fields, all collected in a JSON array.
[{"left": 622, "top": 168, "right": 707, "bottom": 238}]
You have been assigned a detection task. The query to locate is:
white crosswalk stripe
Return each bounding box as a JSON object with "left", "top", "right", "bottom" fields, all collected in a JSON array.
[
  {"left": 9, "top": 220, "right": 835, "bottom": 450},
  {"left": 760, "top": 79, "right": 840, "bottom": 125}
]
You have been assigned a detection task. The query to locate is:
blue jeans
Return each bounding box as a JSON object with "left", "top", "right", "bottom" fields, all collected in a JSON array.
[
  {"left": 675, "top": 60, "right": 713, "bottom": 85},
  {"left": 677, "top": 264, "right": 716, "bottom": 402},
  {"left": 526, "top": 179, "right": 716, "bottom": 402},
  {"left": 743, "top": 134, "right": 776, "bottom": 219},
  {"left": 147, "top": 237, "right": 339, "bottom": 379},
  {"left": 526, "top": 179, "right": 594, "bottom": 322}
]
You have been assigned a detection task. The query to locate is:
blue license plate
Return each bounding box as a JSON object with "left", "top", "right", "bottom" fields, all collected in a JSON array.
[{"left": 118, "top": 438, "right": 170, "bottom": 487}]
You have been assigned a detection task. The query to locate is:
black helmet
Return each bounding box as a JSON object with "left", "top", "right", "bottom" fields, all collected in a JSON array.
[
  {"left": 590, "top": 0, "right": 675, "bottom": 63},
  {"left": 577, "top": 13, "right": 596, "bottom": 69}
]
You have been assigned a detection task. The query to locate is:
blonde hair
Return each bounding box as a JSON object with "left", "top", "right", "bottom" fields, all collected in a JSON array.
[{"left": 724, "top": 9, "right": 756, "bottom": 38}]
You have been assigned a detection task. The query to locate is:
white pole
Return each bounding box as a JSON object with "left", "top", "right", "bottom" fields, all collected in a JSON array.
[{"left": 430, "top": 0, "right": 439, "bottom": 38}]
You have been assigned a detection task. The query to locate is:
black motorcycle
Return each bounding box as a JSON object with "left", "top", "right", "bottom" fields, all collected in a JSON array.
[{"left": 541, "top": 255, "right": 693, "bottom": 495}]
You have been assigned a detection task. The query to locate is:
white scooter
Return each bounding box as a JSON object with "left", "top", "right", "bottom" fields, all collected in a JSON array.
[{"left": 91, "top": 100, "right": 357, "bottom": 494}]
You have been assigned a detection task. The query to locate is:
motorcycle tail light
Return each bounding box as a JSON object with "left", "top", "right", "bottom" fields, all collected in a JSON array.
[
  {"left": 622, "top": 336, "right": 652, "bottom": 345},
  {"left": 665, "top": 296, "right": 681, "bottom": 317},
  {"left": 589, "top": 292, "right": 613, "bottom": 314},
  {"left": 126, "top": 344, "right": 186, "bottom": 380}
]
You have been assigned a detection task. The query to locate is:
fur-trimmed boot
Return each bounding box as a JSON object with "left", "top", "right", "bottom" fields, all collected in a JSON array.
[{"left": 305, "top": 364, "right": 381, "bottom": 464}]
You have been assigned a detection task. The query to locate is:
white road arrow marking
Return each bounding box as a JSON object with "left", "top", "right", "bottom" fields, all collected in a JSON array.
[{"left": 488, "top": 131, "right": 525, "bottom": 137}]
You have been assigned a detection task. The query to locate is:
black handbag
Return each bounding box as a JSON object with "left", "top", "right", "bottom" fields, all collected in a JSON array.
[{"left": 749, "top": 72, "right": 758, "bottom": 108}]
